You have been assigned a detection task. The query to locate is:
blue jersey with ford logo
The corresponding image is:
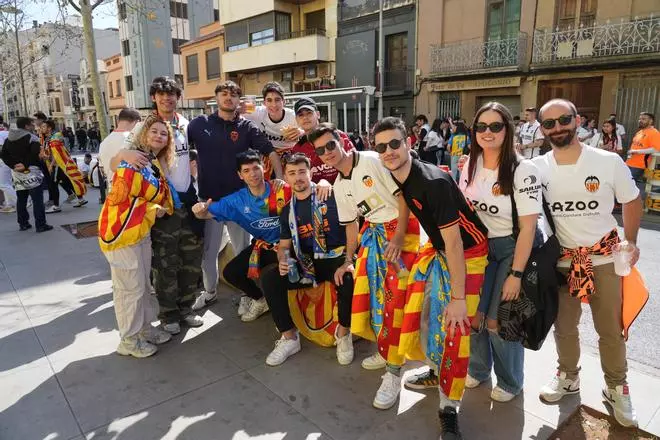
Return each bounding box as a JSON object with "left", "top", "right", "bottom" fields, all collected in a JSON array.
[{"left": 207, "top": 181, "right": 292, "bottom": 244}]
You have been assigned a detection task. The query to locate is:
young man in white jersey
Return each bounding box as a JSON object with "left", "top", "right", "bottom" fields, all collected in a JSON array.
[
  {"left": 243, "top": 82, "right": 300, "bottom": 178},
  {"left": 516, "top": 107, "right": 544, "bottom": 159},
  {"left": 533, "top": 99, "right": 643, "bottom": 428}
]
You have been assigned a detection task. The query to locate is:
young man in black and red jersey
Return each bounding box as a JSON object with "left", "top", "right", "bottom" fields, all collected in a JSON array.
[{"left": 374, "top": 116, "right": 489, "bottom": 440}]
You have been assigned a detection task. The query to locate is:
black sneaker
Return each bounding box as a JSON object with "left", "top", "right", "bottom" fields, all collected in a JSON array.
[
  {"left": 438, "top": 406, "right": 463, "bottom": 440},
  {"left": 19, "top": 223, "right": 32, "bottom": 231},
  {"left": 405, "top": 369, "right": 439, "bottom": 389},
  {"left": 36, "top": 224, "right": 54, "bottom": 233}
]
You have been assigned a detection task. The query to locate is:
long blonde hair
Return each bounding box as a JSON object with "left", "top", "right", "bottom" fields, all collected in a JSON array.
[{"left": 132, "top": 114, "right": 175, "bottom": 170}]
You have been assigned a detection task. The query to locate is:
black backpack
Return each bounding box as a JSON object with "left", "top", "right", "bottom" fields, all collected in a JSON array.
[{"left": 497, "top": 168, "right": 562, "bottom": 350}]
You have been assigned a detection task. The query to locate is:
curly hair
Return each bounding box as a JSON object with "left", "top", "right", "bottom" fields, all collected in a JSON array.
[{"left": 133, "top": 115, "right": 175, "bottom": 171}]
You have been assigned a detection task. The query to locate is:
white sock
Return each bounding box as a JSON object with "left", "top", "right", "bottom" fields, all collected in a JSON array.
[{"left": 439, "top": 389, "right": 459, "bottom": 411}]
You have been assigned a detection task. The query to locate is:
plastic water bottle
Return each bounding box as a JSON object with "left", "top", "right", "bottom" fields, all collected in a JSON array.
[{"left": 284, "top": 249, "right": 300, "bottom": 283}]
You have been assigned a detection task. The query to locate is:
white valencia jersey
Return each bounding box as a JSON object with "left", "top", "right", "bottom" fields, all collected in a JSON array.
[
  {"left": 533, "top": 144, "right": 639, "bottom": 267},
  {"left": 245, "top": 106, "right": 298, "bottom": 152},
  {"left": 520, "top": 120, "right": 544, "bottom": 159},
  {"left": 459, "top": 156, "right": 542, "bottom": 238},
  {"left": 334, "top": 151, "right": 401, "bottom": 224}
]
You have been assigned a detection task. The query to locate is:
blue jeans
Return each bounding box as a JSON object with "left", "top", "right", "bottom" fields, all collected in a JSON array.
[
  {"left": 450, "top": 155, "right": 461, "bottom": 181},
  {"left": 469, "top": 235, "right": 524, "bottom": 395},
  {"left": 16, "top": 186, "right": 46, "bottom": 229}
]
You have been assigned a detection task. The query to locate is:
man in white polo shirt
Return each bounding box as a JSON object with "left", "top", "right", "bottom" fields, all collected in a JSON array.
[
  {"left": 533, "top": 99, "right": 643, "bottom": 428},
  {"left": 516, "top": 107, "right": 545, "bottom": 159}
]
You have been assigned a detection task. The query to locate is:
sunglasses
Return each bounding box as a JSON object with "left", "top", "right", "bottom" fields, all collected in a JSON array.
[
  {"left": 314, "top": 139, "right": 339, "bottom": 156},
  {"left": 541, "top": 114, "right": 574, "bottom": 130},
  {"left": 474, "top": 122, "right": 505, "bottom": 133},
  {"left": 374, "top": 138, "right": 403, "bottom": 154}
]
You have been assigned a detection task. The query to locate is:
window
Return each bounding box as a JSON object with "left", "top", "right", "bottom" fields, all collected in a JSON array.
[
  {"left": 557, "top": 0, "right": 596, "bottom": 28},
  {"left": 118, "top": 2, "right": 127, "bottom": 20},
  {"left": 281, "top": 70, "right": 293, "bottom": 81},
  {"left": 275, "top": 12, "right": 291, "bottom": 38},
  {"left": 486, "top": 0, "right": 521, "bottom": 40},
  {"left": 125, "top": 75, "right": 134, "bottom": 92},
  {"left": 175, "top": 74, "right": 184, "bottom": 89},
  {"left": 214, "top": 9, "right": 219, "bottom": 22},
  {"left": 55, "top": 97, "right": 61, "bottom": 113},
  {"left": 228, "top": 43, "right": 248, "bottom": 51},
  {"left": 251, "top": 28, "right": 274, "bottom": 46},
  {"left": 121, "top": 39, "right": 130, "bottom": 56},
  {"left": 108, "top": 82, "right": 114, "bottom": 98},
  {"left": 305, "top": 10, "right": 325, "bottom": 32},
  {"left": 205, "top": 48, "right": 221, "bottom": 80},
  {"left": 186, "top": 54, "right": 199, "bottom": 82},
  {"left": 305, "top": 65, "right": 317, "bottom": 79},
  {"left": 113, "top": 58, "right": 119, "bottom": 64},
  {"left": 172, "top": 38, "right": 188, "bottom": 55},
  {"left": 87, "top": 88, "right": 94, "bottom": 106},
  {"left": 115, "top": 79, "right": 122, "bottom": 96},
  {"left": 170, "top": 1, "right": 188, "bottom": 19},
  {"left": 386, "top": 33, "right": 408, "bottom": 69},
  {"left": 62, "top": 89, "right": 70, "bottom": 106}
]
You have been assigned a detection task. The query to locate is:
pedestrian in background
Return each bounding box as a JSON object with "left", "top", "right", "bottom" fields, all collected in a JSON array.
[
  {"left": 626, "top": 112, "right": 660, "bottom": 200},
  {"left": 591, "top": 118, "right": 622, "bottom": 153},
  {"left": 448, "top": 120, "right": 470, "bottom": 180}
]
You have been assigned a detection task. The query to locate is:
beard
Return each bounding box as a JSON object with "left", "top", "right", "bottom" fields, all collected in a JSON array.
[
  {"left": 293, "top": 181, "right": 309, "bottom": 193},
  {"left": 639, "top": 121, "right": 649, "bottom": 129},
  {"left": 548, "top": 128, "right": 576, "bottom": 148}
]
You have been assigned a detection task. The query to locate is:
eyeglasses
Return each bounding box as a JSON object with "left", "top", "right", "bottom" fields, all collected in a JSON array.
[
  {"left": 314, "top": 139, "right": 339, "bottom": 156},
  {"left": 541, "top": 114, "right": 574, "bottom": 130},
  {"left": 374, "top": 138, "right": 403, "bottom": 154},
  {"left": 474, "top": 122, "right": 505, "bottom": 133}
]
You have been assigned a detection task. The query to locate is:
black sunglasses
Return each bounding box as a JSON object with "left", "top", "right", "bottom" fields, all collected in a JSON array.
[
  {"left": 474, "top": 122, "right": 505, "bottom": 133},
  {"left": 314, "top": 139, "right": 339, "bottom": 156},
  {"left": 541, "top": 114, "right": 574, "bottom": 130},
  {"left": 374, "top": 138, "right": 403, "bottom": 154}
]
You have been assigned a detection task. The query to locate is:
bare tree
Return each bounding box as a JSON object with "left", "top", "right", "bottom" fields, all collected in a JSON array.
[{"left": 0, "top": 0, "right": 28, "bottom": 115}]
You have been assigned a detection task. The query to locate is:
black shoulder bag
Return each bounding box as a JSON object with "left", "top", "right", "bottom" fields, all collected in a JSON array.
[{"left": 497, "top": 169, "right": 562, "bottom": 350}]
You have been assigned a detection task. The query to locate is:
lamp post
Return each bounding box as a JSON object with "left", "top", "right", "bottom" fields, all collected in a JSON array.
[{"left": 377, "top": 0, "right": 384, "bottom": 121}]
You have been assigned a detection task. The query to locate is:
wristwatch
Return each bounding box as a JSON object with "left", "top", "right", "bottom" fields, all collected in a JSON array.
[{"left": 509, "top": 269, "right": 524, "bottom": 279}]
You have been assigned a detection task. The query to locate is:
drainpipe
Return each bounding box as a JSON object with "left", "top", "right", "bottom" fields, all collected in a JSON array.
[{"left": 412, "top": 0, "right": 420, "bottom": 114}]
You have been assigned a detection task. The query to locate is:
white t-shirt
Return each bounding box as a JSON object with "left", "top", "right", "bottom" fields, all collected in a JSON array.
[
  {"left": 98, "top": 131, "right": 131, "bottom": 183},
  {"left": 459, "top": 156, "right": 542, "bottom": 238},
  {"left": 0, "top": 130, "right": 8, "bottom": 146},
  {"left": 245, "top": 106, "right": 298, "bottom": 153},
  {"left": 79, "top": 162, "right": 91, "bottom": 174},
  {"left": 616, "top": 123, "right": 626, "bottom": 137},
  {"left": 334, "top": 151, "right": 401, "bottom": 224},
  {"left": 533, "top": 144, "right": 639, "bottom": 267},
  {"left": 590, "top": 132, "right": 623, "bottom": 151},
  {"left": 519, "top": 121, "right": 544, "bottom": 159},
  {"left": 425, "top": 130, "right": 442, "bottom": 149}
]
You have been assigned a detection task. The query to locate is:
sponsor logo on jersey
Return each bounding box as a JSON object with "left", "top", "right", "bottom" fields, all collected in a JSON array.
[
  {"left": 412, "top": 198, "right": 423, "bottom": 210},
  {"left": 230, "top": 130, "right": 239, "bottom": 142},
  {"left": 491, "top": 182, "right": 502, "bottom": 196},
  {"left": 549, "top": 200, "right": 600, "bottom": 213},
  {"left": 362, "top": 175, "right": 374, "bottom": 188},
  {"left": 277, "top": 198, "right": 285, "bottom": 209},
  {"left": 319, "top": 203, "right": 327, "bottom": 215},
  {"left": 523, "top": 175, "right": 537, "bottom": 185},
  {"left": 244, "top": 206, "right": 251, "bottom": 214},
  {"left": 584, "top": 175, "right": 600, "bottom": 193},
  {"left": 250, "top": 216, "right": 280, "bottom": 230}
]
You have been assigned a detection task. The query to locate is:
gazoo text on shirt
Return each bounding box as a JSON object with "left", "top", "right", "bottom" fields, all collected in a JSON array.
[{"left": 549, "top": 199, "right": 600, "bottom": 216}]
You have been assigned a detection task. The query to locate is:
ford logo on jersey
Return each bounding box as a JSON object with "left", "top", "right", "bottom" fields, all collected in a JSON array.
[{"left": 250, "top": 217, "right": 280, "bottom": 230}]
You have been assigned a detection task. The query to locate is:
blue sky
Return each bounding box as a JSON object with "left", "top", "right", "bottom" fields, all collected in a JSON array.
[{"left": 25, "top": 0, "right": 119, "bottom": 30}]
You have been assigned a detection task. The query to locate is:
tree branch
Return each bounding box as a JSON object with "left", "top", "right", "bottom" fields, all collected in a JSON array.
[
  {"left": 67, "top": 0, "right": 81, "bottom": 13},
  {"left": 91, "top": 0, "right": 105, "bottom": 10}
]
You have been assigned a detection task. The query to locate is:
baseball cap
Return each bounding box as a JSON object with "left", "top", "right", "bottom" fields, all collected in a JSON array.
[{"left": 294, "top": 97, "right": 318, "bottom": 115}]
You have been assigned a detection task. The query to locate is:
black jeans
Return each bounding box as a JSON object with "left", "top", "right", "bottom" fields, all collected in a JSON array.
[
  {"left": 16, "top": 186, "right": 46, "bottom": 228},
  {"left": 222, "top": 243, "right": 279, "bottom": 301},
  {"left": 262, "top": 256, "right": 354, "bottom": 333},
  {"left": 49, "top": 168, "right": 75, "bottom": 206}
]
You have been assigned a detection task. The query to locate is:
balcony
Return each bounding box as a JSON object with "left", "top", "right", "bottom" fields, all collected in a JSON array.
[
  {"left": 379, "top": 66, "right": 413, "bottom": 92},
  {"left": 430, "top": 33, "right": 528, "bottom": 76},
  {"left": 532, "top": 14, "right": 660, "bottom": 66},
  {"left": 222, "top": 29, "right": 333, "bottom": 72},
  {"left": 339, "top": 0, "right": 415, "bottom": 21}
]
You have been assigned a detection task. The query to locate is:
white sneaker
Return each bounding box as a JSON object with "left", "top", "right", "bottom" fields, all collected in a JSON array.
[
  {"left": 237, "top": 296, "right": 251, "bottom": 316},
  {"left": 603, "top": 385, "right": 638, "bottom": 427},
  {"left": 334, "top": 327, "right": 354, "bottom": 365},
  {"left": 191, "top": 291, "right": 217, "bottom": 311},
  {"left": 73, "top": 198, "right": 88, "bottom": 208},
  {"left": 465, "top": 374, "right": 482, "bottom": 389},
  {"left": 162, "top": 322, "right": 181, "bottom": 335},
  {"left": 241, "top": 297, "right": 269, "bottom": 322},
  {"left": 0, "top": 206, "right": 15, "bottom": 213},
  {"left": 373, "top": 372, "right": 401, "bottom": 409},
  {"left": 116, "top": 336, "right": 157, "bottom": 358},
  {"left": 139, "top": 326, "right": 171, "bottom": 345},
  {"left": 539, "top": 371, "right": 580, "bottom": 403},
  {"left": 361, "top": 352, "right": 387, "bottom": 370},
  {"left": 266, "top": 334, "right": 301, "bottom": 366},
  {"left": 45, "top": 205, "right": 61, "bottom": 214},
  {"left": 182, "top": 314, "right": 204, "bottom": 327},
  {"left": 491, "top": 385, "right": 516, "bottom": 402},
  {"left": 65, "top": 194, "right": 77, "bottom": 204}
]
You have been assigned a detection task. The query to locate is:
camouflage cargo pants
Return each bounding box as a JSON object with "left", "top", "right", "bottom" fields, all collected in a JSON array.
[{"left": 151, "top": 207, "right": 203, "bottom": 323}]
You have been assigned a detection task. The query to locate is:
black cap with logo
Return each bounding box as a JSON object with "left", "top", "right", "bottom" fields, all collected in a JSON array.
[{"left": 294, "top": 96, "right": 318, "bottom": 115}]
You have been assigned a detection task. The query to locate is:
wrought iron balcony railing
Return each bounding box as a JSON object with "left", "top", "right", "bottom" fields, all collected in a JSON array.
[
  {"left": 532, "top": 14, "right": 660, "bottom": 64},
  {"left": 430, "top": 33, "right": 528, "bottom": 75},
  {"left": 379, "top": 66, "right": 413, "bottom": 92},
  {"left": 339, "top": 0, "right": 415, "bottom": 21}
]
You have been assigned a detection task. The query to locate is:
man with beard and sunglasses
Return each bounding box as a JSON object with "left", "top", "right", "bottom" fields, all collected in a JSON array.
[
  {"left": 533, "top": 99, "right": 643, "bottom": 428},
  {"left": 373, "top": 117, "right": 488, "bottom": 440},
  {"left": 310, "top": 122, "right": 420, "bottom": 410}
]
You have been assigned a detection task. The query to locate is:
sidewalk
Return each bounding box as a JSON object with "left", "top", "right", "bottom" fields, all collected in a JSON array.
[{"left": 1, "top": 191, "right": 659, "bottom": 440}]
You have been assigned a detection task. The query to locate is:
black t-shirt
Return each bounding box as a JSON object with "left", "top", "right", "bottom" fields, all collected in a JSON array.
[
  {"left": 393, "top": 159, "right": 487, "bottom": 251},
  {"left": 280, "top": 193, "right": 346, "bottom": 254}
]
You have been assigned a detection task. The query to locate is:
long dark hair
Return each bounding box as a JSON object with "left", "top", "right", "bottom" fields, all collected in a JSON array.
[
  {"left": 602, "top": 118, "right": 617, "bottom": 147},
  {"left": 467, "top": 102, "right": 519, "bottom": 196},
  {"left": 430, "top": 118, "right": 443, "bottom": 133}
]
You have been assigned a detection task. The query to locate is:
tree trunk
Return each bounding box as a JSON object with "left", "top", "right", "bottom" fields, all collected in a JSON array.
[
  {"left": 13, "top": 10, "right": 27, "bottom": 115},
  {"left": 80, "top": 0, "right": 108, "bottom": 138}
]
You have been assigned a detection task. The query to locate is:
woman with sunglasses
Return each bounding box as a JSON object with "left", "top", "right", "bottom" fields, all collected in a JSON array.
[
  {"left": 99, "top": 115, "right": 176, "bottom": 358},
  {"left": 591, "top": 118, "right": 622, "bottom": 153},
  {"left": 458, "top": 102, "right": 542, "bottom": 402}
]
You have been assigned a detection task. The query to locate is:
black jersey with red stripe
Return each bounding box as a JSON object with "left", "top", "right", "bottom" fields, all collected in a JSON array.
[{"left": 392, "top": 159, "right": 487, "bottom": 251}]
